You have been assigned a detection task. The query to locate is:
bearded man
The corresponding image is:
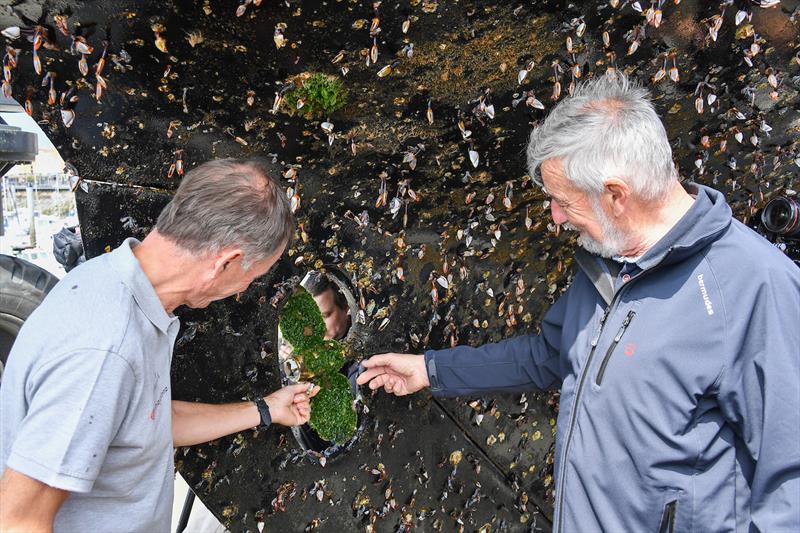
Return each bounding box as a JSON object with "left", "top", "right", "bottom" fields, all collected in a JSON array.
[{"left": 358, "top": 73, "right": 800, "bottom": 532}]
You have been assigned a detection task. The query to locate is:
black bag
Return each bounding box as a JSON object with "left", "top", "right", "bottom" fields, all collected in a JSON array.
[{"left": 52, "top": 227, "right": 85, "bottom": 272}]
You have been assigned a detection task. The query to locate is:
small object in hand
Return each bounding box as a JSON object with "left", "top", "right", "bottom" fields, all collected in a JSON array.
[{"left": 306, "top": 383, "right": 316, "bottom": 395}]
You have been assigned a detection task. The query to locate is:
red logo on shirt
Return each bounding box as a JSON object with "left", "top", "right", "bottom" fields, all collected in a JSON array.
[
  {"left": 624, "top": 343, "right": 636, "bottom": 357},
  {"left": 150, "top": 385, "right": 169, "bottom": 421}
]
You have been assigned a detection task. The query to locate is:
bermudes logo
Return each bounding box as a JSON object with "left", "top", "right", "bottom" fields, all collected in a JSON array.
[{"left": 697, "top": 274, "right": 714, "bottom": 316}]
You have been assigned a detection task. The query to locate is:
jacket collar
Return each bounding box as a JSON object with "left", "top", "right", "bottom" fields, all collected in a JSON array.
[
  {"left": 107, "top": 238, "right": 175, "bottom": 334},
  {"left": 576, "top": 184, "right": 732, "bottom": 304},
  {"left": 634, "top": 183, "right": 732, "bottom": 271}
]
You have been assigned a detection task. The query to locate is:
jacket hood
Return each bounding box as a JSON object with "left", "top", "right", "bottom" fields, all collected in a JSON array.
[{"left": 634, "top": 183, "right": 732, "bottom": 271}]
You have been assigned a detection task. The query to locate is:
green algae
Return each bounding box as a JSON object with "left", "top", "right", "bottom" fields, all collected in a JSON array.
[
  {"left": 309, "top": 373, "right": 358, "bottom": 444},
  {"left": 279, "top": 288, "right": 356, "bottom": 444}
]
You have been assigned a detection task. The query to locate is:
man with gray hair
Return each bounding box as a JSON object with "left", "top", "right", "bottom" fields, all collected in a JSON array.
[
  {"left": 0, "top": 158, "right": 319, "bottom": 532},
  {"left": 358, "top": 73, "right": 800, "bottom": 531}
]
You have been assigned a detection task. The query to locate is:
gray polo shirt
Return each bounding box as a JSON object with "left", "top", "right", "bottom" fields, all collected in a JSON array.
[{"left": 0, "top": 238, "right": 180, "bottom": 532}]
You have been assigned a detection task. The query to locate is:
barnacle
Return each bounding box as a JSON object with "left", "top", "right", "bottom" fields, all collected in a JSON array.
[{"left": 185, "top": 30, "right": 204, "bottom": 47}]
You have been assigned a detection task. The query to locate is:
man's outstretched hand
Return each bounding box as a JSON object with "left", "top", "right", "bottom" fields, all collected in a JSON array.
[
  {"left": 265, "top": 382, "right": 320, "bottom": 427},
  {"left": 356, "top": 353, "right": 430, "bottom": 396}
]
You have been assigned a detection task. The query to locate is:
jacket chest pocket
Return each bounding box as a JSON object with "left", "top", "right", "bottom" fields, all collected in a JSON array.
[{"left": 595, "top": 310, "right": 636, "bottom": 386}]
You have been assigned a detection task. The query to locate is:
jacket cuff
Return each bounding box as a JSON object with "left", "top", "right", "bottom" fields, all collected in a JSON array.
[{"left": 424, "top": 350, "right": 443, "bottom": 393}]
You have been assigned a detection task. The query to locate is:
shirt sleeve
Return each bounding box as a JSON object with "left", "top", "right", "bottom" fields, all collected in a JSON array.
[
  {"left": 426, "top": 286, "right": 568, "bottom": 397},
  {"left": 6, "top": 349, "right": 136, "bottom": 493},
  {"left": 717, "top": 272, "right": 800, "bottom": 531}
]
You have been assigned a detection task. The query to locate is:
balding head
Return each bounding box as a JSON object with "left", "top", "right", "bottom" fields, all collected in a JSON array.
[{"left": 155, "top": 157, "right": 294, "bottom": 269}]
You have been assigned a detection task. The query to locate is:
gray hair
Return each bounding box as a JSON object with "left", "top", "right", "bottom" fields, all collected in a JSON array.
[
  {"left": 155, "top": 157, "right": 294, "bottom": 269},
  {"left": 526, "top": 72, "right": 677, "bottom": 201}
]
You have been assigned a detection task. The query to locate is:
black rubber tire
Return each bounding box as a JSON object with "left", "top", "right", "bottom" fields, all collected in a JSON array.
[{"left": 0, "top": 254, "right": 59, "bottom": 379}]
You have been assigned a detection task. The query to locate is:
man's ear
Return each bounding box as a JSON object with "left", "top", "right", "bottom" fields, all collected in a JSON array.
[
  {"left": 603, "top": 178, "right": 630, "bottom": 218},
  {"left": 211, "top": 248, "right": 244, "bottom": 278}
]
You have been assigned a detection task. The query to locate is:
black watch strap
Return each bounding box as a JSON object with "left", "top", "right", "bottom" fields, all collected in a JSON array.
[{"left": 254, "top": 397, "right": 272, "bottom": 428}]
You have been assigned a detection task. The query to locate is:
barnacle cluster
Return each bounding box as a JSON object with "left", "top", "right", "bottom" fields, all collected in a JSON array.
[
  {"left": 279, "top": 288, "right": 356, "bottom": 444},
  {"left": 283, "top": 73, "right": 348, "bottom": 118}
]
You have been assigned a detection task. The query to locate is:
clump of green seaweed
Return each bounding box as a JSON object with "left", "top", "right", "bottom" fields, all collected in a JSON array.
[
  {"left": 279, "top": 288, "right": 356, "bottom": 444},
  {"left": 283, "top": 73, "right": 348, "bottom": 118},
  {"left": 279, "top": 288, "right": 326, "bottom": 352},
  {"left": 308, "top": 373, "right": 358, "bottom": 444},
  {"left": 298, "top": 340, "right": 344, "bottom": 378}
]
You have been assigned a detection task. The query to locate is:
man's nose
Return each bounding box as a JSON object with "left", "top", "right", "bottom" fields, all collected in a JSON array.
[{"left": 550, "top": 200, "right": 568, "bottom": 225}]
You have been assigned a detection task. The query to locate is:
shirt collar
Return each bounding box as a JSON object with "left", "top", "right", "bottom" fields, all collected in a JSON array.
[
  {"left": 612, "top": 254, "right": 642, "bottom": 264},
  {"left": 107, "top": 237, "right": 176, "bottom": 334}
]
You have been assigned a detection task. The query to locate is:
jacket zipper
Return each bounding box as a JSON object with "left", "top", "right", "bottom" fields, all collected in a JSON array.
[
  {"left": 595, "top": 310, "right": 636, "bottom": 385},
  {"left": 554, "top": 302, "right": 613, "bottom": 531},
  {"left": 658, "top": 499, "right": 678, "bottom": 533},
  {"left": 555, "top": 248, "right": 673, "bottom": 533}
]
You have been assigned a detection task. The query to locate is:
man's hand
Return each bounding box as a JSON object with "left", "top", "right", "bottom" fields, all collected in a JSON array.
[
  {"left": 265, "top": 382, "right": 320, "bottom": 427},
  {"left": 172, "top": 383, "right": 320, "bottom": 446},
  {"left": 356, "top": 353, "right": 430, "bottom": 396}
]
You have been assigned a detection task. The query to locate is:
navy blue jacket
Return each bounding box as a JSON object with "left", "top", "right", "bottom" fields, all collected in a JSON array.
[{"left": 426, "top": 184, "right": 800, "bottom": 532}]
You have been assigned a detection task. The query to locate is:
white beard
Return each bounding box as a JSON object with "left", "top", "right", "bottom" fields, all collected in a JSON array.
[{"left": 565, "top": 200, "right": 629, "bottom": 259}]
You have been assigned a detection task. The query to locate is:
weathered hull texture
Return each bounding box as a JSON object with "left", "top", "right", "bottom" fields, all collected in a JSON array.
[{"left": 2, "top": 0, "right": 798, "bottom": 531}]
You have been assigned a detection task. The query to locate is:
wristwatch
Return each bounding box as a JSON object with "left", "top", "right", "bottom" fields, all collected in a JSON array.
[{"left": 254, "top": 397, "right": 272, "bottom": 428}]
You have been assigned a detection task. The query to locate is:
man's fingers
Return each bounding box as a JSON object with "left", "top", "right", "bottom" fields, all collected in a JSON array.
[
  {"left": 360, "top": 354, "right": 399, "bottom": 369},
  {"left": 285, "top": 382, "right": 315, "bottom": 395},
  {"left": 291, "top": 405, "right": 309, "bottom": 425},
  {"left": 357, "top": 366, "right": 391, "bottom": 385},
  {"left": 293, "top": 398, "right": 310, "bottom": 408},
  {"left": 288, "top": 382, "right": 320, "bottom": 397},
  {"left": 369, "top": 374, "right": 406, "bottom": 394},
  {"left": 387, "top": 376, "right": 402, "bottom": 390},
  {"left": 293, "top": 394, "right": 310, "bottom": 405},
  {"left": 388, "top": 378, "right": 408, "bottom": 396},
  {"left": 293, "top": 389, "right": 317, "bottom": 403},
  {"left": 368, "top": 373, "right": 392, "bottom": 390}
]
